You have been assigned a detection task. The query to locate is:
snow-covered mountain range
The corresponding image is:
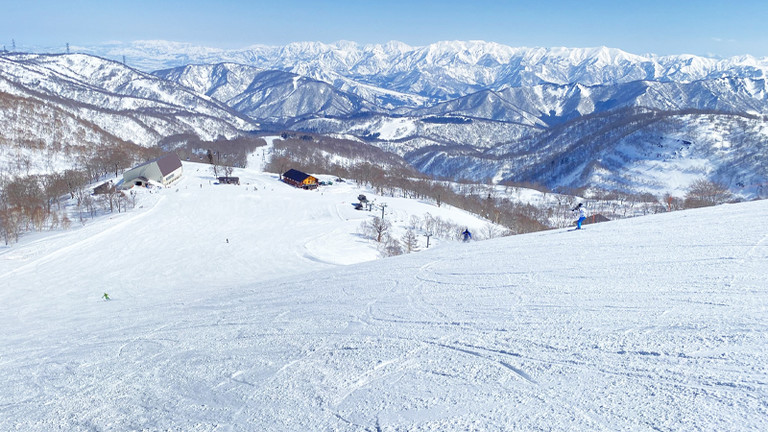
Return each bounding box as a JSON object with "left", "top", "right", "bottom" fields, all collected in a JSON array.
[
  {"left": 2, "top": 41, "right": 767, "bottom": 196},
  {"left": 84, "top": 40, "right": 768, "bottom": 98}
]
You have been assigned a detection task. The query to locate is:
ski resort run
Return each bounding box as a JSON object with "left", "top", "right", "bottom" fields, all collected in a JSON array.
[{"left": 0, "top": 157, "right": 766, "bottom": 431}]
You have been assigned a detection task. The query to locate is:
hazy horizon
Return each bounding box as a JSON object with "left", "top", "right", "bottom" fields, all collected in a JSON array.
[{"left": 3, "top": 0, "right": 767, "bottom": 58}]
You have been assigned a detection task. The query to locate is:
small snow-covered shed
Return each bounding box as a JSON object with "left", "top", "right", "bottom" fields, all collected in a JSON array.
[
  {"left": 122, "top": 153, "right": 183, "bottom": 188},
  {"left": 282, "top": 169, "right": 318, "bottom": 189},
  {"left": 93, "top": 180, "right": 115, "bottom": 195}
]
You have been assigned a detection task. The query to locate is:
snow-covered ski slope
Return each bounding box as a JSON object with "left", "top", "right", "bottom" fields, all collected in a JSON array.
[{"left": 1, "top": 165, "right": 767, "bottom": 431}]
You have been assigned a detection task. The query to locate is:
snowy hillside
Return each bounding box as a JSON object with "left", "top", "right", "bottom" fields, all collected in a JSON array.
[
  {"left": 0, "top": 53, "right": 257, "bottom": 148},
  {"left": 409, "top": 78, "right": 768, "bottom": 125},
  {"left": 1, "top": 157, "right": 766, "bottom": 429},
  {"left": 131, "top": 44, "right": 768, "bottom": 197},
  {"left": 3, "top": 47, "right": 766, "bottom": 201},
  {"left": 153, "top": 63, "right": 377, "bottom": 124}
]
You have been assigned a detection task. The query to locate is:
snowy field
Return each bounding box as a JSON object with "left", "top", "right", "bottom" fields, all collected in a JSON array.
[{"left": 1, "top": 162, "right": 767, "bottom": 430}]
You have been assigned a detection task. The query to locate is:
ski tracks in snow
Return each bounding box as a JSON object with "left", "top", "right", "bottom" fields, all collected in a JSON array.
[
  {"left": 0, "top": 196, "right": 166, "bottom": 283},
  {"left": 725, "top": 231, "right": 768, "bottom": 292},
  {"left": 426, "top": 340, "right": 537, "bottom": 385}
]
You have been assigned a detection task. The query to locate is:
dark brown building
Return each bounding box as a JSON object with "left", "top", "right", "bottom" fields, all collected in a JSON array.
[{"left": 282, "top": 169, "right": 319, "bottom": 189}]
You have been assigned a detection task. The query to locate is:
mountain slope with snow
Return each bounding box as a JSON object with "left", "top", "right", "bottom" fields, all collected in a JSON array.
[
  {"left": 1, "top": 158, "right": 766, "bottom": 430},
  {"left": 153, "top": 63, "right": 378, "bottom": 124},
  {"left": 3, "top": 46, "right": 766, "bottom": 199},
  {"left": 409, "top": 78, "right": 768, "bottom": 125},
  {"left": 406, "top": 108, "right": 768, "bottom": 196},
  {"left": 0, "top": 53, "right": 257, "bottom": 148},
  {"left": 121, "top": 43, "right": 768, "bottom": 197}
]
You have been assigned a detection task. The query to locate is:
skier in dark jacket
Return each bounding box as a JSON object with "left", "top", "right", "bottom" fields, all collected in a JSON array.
[
  {"left": 462, "top": 228, "right": 472, "bottom": 242},
  {"left": 572, "top": 203, "right": 586, "bottom": 229}
]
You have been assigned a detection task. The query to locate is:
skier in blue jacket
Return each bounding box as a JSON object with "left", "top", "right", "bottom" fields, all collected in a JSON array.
[
  {"left": 572, "top": 203, "right": 586, "bottom": 229},
  {"left": 462, "top": 228, "right": 472, "bottom": 242}
]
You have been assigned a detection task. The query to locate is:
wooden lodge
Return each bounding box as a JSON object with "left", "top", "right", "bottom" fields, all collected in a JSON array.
[{"left": 282, "top": 169, "right": 319, "bottom": 189}]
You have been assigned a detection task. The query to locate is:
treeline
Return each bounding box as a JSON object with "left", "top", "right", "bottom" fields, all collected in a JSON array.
[
  {"left": 265, "top": 132, "right": 549, "bottom": 236},
  {"left": 358, "top": 212, "right": 500, "bottom": 258},
  {"left": 499, "top": 177, "right": 740, "bottom": 228},
  {"left": 268, "top": 127, "right": 743, "bottom": 234},
  {"left": 0, "top": 143, "right": 160, "bottom": 245},
  {"left": 159, "top": 134, "right": 266, "bottom": 169},
  {"left": 0, "top": 131, "right": 267, "bottom": 245}
]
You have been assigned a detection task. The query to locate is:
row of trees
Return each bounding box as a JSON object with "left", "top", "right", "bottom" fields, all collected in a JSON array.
[
  {"left": 0, "top": 124, "right": 744, "bottom": 247},
  {"left": 586, "top": 179, "right": 735, "bottom": 215},
  {"left": 498, "top": 176, "right": 739, "bottom": 227},
  {"left": 358, "top": 207, "right": 519, "bottom": 258},
  {"left": 1, "top": 171, "right": 79, "bottom": 244},
  {"left": 267, "top": 131, "right": 747, "bottom": 235},
  {"left": 545, "top": 179, "right": 736, "bottom": 228},
  {"left": 0, "top": 171, "right": 137, "bottom": 245},
  {"left": 358, "top": 213, "right": 480, "bottom": 258},
  {"left": 266, "top": 133, "right": 550, "bottom": 237},
  {"left": 1, "top": 132, "right": 270, "bottom": 246},
  {"left": 160, "top": 134, "right": 266, "bottom": 174},
  {"left": 681, "top": 178, "right": 734, "bottom": 208},
  {"left": 0, "top": 143, "right": 156, "bottom": 245}
]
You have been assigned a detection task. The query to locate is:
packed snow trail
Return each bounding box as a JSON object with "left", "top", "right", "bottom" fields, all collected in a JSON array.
[{"left": 0, "top": 169, "right": 766, "bottom": 430}]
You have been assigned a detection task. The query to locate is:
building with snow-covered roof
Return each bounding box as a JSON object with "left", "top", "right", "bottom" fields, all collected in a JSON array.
[
  {"left": 282, "top": 169, "right": 318, "bottom": 189},
  {"left": 122, "top": 153, "right": 183, "bottom": 188}
]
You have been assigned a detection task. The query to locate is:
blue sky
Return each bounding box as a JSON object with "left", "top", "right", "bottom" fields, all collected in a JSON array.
[{"left": 2, "top": 0, "right": 767, "bottom": 57}]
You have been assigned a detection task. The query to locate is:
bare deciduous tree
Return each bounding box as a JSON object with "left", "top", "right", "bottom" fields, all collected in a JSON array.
[
  {"left": 360, "top": 216, "right": 391, "bottom": 243},
  {"left": 402, "top": 229, "right": 419, "bottom": 253},
  {"left": 684, "top": 179, "right": 733, "bottom": 208},
  {"left": 382, "top": 235, "right": 403, "bottom": 257},
  {"left": 481, "top": 223, "right": 502, "bottom": 240}
]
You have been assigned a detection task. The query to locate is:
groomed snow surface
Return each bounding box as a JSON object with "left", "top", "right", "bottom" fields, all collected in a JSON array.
[{"left": 1, "top": 163, "right": 767, "bottom": 431}]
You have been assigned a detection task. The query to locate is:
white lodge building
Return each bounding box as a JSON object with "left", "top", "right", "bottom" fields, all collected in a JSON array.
[{"left": 122, "top": 153, "right": 183, "bottom": 188}]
